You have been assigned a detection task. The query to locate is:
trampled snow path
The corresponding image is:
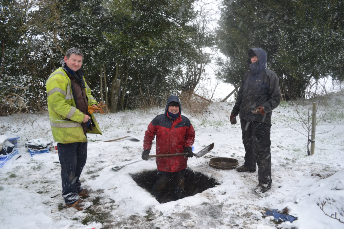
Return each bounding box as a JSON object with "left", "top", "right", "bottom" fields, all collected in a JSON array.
[{"left": 1, "top": 91, "right": 344, "bottom": 228}]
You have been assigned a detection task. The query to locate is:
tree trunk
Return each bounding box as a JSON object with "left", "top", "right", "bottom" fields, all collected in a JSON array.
[
  {"left": 110, "top": 62, "right": 121, "bottom": 112},
  {"left": 100, "top": 66, "right": 104, "bottom": 103},
  {"left": 1, "top": 41, "right": 4, "bottom": 79},
  {"left": 103, "top": 65, "right": 108, "bottom": 106},
  {"left": 181, "top": 63, "right": 203, "bottom": 106},
  {"left": 121, "top": 64, "right": 129, "bottom": 110}
]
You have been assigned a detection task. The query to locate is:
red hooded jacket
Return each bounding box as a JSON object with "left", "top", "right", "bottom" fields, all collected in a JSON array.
[{"left": 143, "top": 95, "right": 195, "bottom": 172}]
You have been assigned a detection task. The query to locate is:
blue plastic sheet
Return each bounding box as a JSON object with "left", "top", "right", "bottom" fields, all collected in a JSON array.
[
  {"left": 0, "top": 149, "right": 19, "bottom": 168},
  {"left": 265, "top": 209, "right": 298, "bottom": 223}
]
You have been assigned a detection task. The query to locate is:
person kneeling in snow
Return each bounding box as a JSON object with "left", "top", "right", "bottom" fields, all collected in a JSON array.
[{"left": 142, "top": 95, "right": 195, "bottom": 200}]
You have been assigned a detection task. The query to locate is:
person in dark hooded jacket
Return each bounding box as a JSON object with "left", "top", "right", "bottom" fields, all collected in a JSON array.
[
  {"left": 230, "top": 48, "right": 281, "bottom": 193},
  {"left": 142, "top": 95, "right": 195, "bottom": 200}
]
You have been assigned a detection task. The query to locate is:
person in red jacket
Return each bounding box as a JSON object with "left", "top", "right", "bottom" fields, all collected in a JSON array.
[{"left": 142, "top": 95, "right": 195, "bottom": 200}]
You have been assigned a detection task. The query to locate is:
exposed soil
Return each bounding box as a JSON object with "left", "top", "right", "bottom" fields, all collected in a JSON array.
[{"left": 130, "top": 168, "right": 220, "bottom": 203}]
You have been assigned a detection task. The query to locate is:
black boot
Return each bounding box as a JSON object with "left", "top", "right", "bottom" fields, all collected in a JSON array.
[
  {"left": 236, "top": 165, "right": 256, "bottom": 172},
  {"left": 254, "top": 182, "right": 271, "bottom": 194}
]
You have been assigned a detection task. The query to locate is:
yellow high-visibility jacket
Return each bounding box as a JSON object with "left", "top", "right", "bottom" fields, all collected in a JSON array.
[{"left": 46, "top": 67, "right": 102, "bottom": 143}]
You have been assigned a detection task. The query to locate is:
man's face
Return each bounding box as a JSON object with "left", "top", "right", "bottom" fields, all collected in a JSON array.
[
  {"left": 168, "top": 105, "right": 179, "bottom": 114},
  {"left": 64, "top": 53, "right": 83, "bottom": 72},
  {"left": 251, "top": 56, "right": 258, "bottom": 64}
]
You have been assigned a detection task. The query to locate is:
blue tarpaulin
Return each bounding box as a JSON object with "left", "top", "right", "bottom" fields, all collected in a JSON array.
[{"left": 265, "top": 209, "right": 298, "bottom": 223}]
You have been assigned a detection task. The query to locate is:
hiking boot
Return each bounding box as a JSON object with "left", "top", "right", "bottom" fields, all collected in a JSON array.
[
  {"left": 236, "top": 165, "right": 256, "bottom": 173},
  {"left": 66, "top": 199, "right": 84, "bottom": 211},
  {"left": 254, "top": 182, "right": 271, "bottom": 194},
  {"left": 78, "top": 189, "right": 91, "bottom": 198}
]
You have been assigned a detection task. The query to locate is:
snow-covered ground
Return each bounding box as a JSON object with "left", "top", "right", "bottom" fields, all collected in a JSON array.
[{"left": 1, "top": 91, "right": 344, "bottom": 229}]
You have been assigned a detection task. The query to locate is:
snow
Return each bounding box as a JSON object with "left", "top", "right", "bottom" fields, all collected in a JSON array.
[{"left": 1, "top": 91, "right": 344, "bottom": 229}]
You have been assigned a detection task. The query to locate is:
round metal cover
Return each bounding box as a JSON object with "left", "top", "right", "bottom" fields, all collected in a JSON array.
[{"left": 209, "top": 157, "right": 238, "bottom": 170}]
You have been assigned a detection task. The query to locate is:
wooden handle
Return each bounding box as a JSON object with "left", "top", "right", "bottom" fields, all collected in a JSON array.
[
  {"left": 149, "top": 153, "right": 188, "bottom": 158},
  {"left": 104, "top": 136, "right": 130, "bottom": 142}
]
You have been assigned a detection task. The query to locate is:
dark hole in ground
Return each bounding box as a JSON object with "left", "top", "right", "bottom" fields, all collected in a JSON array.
[{"left": 130, "top": 168, "right": 219, "bottom": 203}]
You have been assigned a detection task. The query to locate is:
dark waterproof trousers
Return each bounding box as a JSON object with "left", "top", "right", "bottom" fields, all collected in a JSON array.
[
  {"left": 57, "top": 142, "right": 87, "bottom": 205},
  {"left": 241, "top": 119, "right": 271, "bottom": 185},
  {"left": 152, "top": 169, "right": 186, "bottom": 200}
]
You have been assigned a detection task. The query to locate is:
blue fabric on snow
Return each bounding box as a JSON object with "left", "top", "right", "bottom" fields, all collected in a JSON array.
[{"left": 265, "top": 209, "right": 298, "bottom": 223}]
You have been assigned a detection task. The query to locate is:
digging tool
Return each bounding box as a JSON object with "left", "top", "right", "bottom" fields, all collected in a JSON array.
[
  {"left": 193, "top": 142, "right": 214, "bottom": 157},
  {"left": 149, "top": 142, "right": 214, "bottom": 158},
  {"left": 111, "top": 143, "right": 214, "bottom": 172},
  {"left": 104, "top": 136, "right": 140, "bottom": 142},
  {"left": 111, "top": 160, "right": 142, "bottom": 171},
  {"left": 149, "top": 153, "right": 188, "bottom": 157}
]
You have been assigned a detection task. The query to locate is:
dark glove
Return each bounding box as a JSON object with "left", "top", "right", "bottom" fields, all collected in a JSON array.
[
  {"left": 183, "top": 147, "right": 193, "bottom": 157},
  {"left": 230, "top": 115, "right": 237, "bottom": 124},
  {"left": 253, "top": 106, "right": 265, "bottom": 115},
  {"left": 142, "top": 149, "right": 150, "bottom": 160}
]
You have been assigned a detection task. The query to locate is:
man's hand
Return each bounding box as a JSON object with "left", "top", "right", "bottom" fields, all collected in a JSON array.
[
  {"left": 142, "top": 149, "right": 150, "bottom": 160},
  {"left": 252, "top": 106, "right": 265, "bottom": 115},
  {"left": 230, "top": 115, "right": 237, "bottom": 124},
  {"left": 183, "top": 147, "right": 194, "bottom": 157},
  {"left": 83, "top": 114, "right": 90, "bottom": 123}
]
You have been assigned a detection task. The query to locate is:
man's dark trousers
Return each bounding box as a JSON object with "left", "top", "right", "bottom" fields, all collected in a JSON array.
[
  {"left": 240, "top": 119, "right": 271, "bottom": 185},
  {"left": 152, "top": 169, "right": 186, "bottom": 200},
  {"left": 57, "top": 142, "right": 87, "bottom": 205}
]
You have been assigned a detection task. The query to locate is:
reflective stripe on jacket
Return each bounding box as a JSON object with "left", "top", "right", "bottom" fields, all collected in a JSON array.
[{"left": 46, "top": 67, "right": 102, "bottom": 143}]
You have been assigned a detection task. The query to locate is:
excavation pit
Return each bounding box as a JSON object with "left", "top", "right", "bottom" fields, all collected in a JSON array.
[{"left": 130, "top": 168, "right": 219, "bottom": 203}]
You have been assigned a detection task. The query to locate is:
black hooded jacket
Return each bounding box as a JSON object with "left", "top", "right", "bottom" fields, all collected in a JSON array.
[{"left": 231, "top": 48, "right": 281, "bottom": 125}]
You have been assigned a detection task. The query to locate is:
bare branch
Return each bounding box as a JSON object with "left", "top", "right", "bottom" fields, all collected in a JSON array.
[{"left": 318, "top": 201, "right": 344, "bottom": 224}]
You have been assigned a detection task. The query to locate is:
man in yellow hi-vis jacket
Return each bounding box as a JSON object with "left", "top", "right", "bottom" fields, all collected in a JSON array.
[{"left": 46, "top": 47, "right": 102, "bottom": 210}]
